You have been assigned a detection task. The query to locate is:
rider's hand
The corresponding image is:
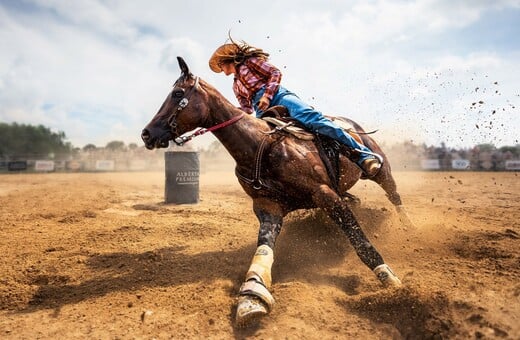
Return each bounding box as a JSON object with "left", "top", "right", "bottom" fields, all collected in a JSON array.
[{"left": 257, "top": 97, "right": 270, "bottom": 111}]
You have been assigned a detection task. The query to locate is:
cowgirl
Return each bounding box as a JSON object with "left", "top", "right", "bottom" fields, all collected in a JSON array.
[{"left": 209, "top": 39, "right": 382, "bottom": 177}]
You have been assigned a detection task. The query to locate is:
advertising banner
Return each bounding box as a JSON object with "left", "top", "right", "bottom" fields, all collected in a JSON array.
[
  {"left": 451, "top": 159, "right": 470, "bottom": 170},
  {"left": 67, "top": 160, "right": 82, "bottom": 171},
  {"left": 8, "top": 161, "right": 27, "bottom": 171},
  {"left": 95, "top": 160, "right": 115, "bottom": 171},
  {"left": 129, "top": 159, "right": 147, "bottom": 171},
  {"left": 420, "top": 159, "right": 440, "bottom": 170},
  {"left": 505, "top": 160, "right": 520, "bottom": 171},
  {"left": 35, "top": 160, "right": 55, "bottom": 172}
]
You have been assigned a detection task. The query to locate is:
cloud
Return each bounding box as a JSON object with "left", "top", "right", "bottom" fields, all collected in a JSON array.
[
  {"left": 159, "top": 38, "right": 207, "bottom": 73},
  {"left": 0, "top": 0, "right": 518, "bottom": 149}
]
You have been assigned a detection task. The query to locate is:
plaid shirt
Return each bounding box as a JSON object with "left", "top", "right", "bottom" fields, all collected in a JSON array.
[{"left": 233, "top": 57, "right": 282, "bottom": 114}]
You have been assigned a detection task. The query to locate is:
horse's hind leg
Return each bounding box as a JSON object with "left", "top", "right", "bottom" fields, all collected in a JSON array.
[
  {"left": 312, "top": 185, "right": 402, "bottom": 287},
  {"left": 372, "top": 163, "right": 415, "bottom": 228},
  {"left": 236, "top": 199, "right": 283, "bottom": 327}
]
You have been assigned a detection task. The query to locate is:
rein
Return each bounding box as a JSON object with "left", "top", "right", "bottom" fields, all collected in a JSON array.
[{"left": 174, "top": 113, "right": 245, "bottom": 146}]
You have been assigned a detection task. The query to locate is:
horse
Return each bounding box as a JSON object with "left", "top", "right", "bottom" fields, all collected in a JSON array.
[{"left": 141, "top": 57, "right": 411, "bottom": 326}]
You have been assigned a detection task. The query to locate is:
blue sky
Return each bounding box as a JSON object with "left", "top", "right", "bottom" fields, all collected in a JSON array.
[{"left": 0, "top": 0, "right": 519, "bottom": 149}]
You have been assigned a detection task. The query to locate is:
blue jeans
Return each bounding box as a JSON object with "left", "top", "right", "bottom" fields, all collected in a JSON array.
[{"left": 253, "top": 86, "right": 375, "bottom": 164}]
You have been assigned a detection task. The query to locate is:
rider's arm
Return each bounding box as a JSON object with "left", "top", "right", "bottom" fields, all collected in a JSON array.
[
  {"left": 233, "top": 79, "right": 254, "bottom": 114},
  {"left": 246, "top": 57, "right": 282, "bottom": 103}
]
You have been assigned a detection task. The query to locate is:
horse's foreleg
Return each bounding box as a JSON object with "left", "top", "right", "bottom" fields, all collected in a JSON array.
[
  {"left": 372, "top": 164, "right": 415, "bottom": 229},
  {"left": 236, "top": 200, "right": 283, "bottom": 326},
  {"left": 312, "top": 185, "right": 402, "bottom": 287}
]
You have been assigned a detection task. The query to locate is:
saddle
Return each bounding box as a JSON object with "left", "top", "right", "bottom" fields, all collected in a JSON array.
[
  {"left": 261, "top": 106, "right": 365, "bottom": 143},
  {"left": 260, "top": 106, "right": 363, "bottom": 192},
  {"left": 260, "top": 108, "right": 314, "bottom": 141}
]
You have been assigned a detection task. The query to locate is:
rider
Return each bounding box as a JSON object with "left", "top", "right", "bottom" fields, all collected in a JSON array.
[{"left": 209, "top": 38, "right": 383, "bottom": 177}]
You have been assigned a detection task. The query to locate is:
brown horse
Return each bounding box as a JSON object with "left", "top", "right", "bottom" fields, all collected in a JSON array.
[{"left": 142, "top": 57, "right": 411, "bottom": 326}]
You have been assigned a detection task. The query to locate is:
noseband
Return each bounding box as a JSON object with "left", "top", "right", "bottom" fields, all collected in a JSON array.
[{"left": 166, "top": 76, "right": 245, "bottom": 146}]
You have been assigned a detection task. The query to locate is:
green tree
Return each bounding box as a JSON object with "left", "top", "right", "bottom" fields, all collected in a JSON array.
[
  {"left": 499, "top": 145, "right": 519, "bottom": 157},
  {"left": 0, "top": 122, "right": 72, "bottom": 158},
  {"left": 83, "top": 144, "right": 97, "bottom": 152},
  {"left": 475, "top": 143, "right": 495, "bottom": 152},
  {"left": 105, "top": 140, "right": 126, "bottom": 151}
]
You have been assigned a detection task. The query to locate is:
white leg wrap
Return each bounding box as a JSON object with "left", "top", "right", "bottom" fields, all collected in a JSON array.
[
  {"left": 238, "top": 245, "right": 275, "bottom": 311},
  {"left": 374, "top": 264, "right": 402, "bottom": 288},
  {"left": 245, "top": 245, "right": 274, "bottom": 288}
]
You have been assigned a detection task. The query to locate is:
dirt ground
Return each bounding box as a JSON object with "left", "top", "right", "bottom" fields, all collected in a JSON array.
[{"left": 0, "top": 168, "right": 518, "bottom": 339}]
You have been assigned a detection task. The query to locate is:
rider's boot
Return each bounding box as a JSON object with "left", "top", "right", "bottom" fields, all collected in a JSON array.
[
  {"left": 360, "top": 158, "right": 382, "bottom": 177},
  {"left": 352, "top": 144, "right": 383, "bottom": 178}
]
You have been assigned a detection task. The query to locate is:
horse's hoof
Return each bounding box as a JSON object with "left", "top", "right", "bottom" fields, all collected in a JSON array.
[
  {"left": 235, "top": 295, "right": 268, "bottom": 327},
  {"left": 374, "top": 264, "right": 402, "bottom": 288}
]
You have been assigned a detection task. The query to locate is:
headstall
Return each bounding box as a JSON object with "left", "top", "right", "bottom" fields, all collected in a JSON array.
[{"left": 166, "top": 76, "right": 245, "bottom": 146}]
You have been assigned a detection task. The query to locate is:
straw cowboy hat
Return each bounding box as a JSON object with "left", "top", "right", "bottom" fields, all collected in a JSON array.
[{"left": 209, "top": 43, "right": 240, "bottom": 73}]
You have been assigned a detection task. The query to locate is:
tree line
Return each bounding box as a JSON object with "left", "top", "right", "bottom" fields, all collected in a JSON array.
[
  {"left": 1, "top": 122, "right": 518, "bottom": 161},
  {"left": 0, "top": 122, "right": 138, "bottom": 159},
  {"left": 0, "top": 122, "right": 73, "bottom": 158}
]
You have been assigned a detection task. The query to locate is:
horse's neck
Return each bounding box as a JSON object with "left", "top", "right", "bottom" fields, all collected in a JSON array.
[{"left": 208, "top": 97, "right": 267, "bottom": 165}]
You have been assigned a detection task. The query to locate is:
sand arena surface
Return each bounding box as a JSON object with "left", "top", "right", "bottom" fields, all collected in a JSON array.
[{"left": 0, "top": 170, "right": 518, "bottom": 339}]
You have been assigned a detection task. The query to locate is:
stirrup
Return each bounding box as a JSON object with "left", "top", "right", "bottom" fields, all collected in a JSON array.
[{"left": 354, "top": 149, "right": 384, "bottom": 164}]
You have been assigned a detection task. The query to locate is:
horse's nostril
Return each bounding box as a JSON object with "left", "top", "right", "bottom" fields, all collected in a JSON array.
[{"left": 141, "top": 129, "right": 150, "bottom": 141}]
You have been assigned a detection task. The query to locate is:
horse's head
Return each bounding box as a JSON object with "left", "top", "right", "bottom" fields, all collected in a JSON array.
[{"left": 141, "top": 57, "right": 209, "bottom": 149}]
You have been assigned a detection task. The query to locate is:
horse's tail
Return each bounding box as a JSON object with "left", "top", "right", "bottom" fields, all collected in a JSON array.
[{"left": 333, "top": 116, "right": 385, "bottom": 157}]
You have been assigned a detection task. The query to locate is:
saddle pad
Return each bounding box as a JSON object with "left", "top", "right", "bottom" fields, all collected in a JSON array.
[{"left": 262, "top": 117, "right": 314, "bottom": 140}]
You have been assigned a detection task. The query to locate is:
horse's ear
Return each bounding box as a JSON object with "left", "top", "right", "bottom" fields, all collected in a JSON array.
[{"left": 177, "top": 56, "right": 192, "bottom": 78}]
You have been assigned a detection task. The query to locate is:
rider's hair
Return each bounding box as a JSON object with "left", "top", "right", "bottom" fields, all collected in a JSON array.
[{"left": 224, "top": 34, "right": 270, "bottom": 66}]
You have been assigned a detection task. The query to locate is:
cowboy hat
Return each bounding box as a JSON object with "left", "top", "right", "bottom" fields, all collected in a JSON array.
[{"left": 209, "top": 43, "right": 240, "bottom": 73}]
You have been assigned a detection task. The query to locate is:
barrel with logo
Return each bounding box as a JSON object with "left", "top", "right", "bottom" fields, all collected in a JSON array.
[{"left": 164, "top": 151, "right": 200, "bottom": 204}]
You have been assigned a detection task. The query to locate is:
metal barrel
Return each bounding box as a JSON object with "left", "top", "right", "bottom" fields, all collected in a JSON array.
[{"left": 164, "top": 151, "right": 200, "bottom": 204}]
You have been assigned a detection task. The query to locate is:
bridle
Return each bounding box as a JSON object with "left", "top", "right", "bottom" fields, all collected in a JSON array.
[
  {"left": 167, "top": 76, "right": 200, "bottom": 140},
  {"left": 166, "top": 76, "right": 245, "bottom": 146}
]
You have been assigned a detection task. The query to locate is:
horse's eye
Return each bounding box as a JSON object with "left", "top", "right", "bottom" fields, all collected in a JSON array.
[{"left": 172, "top": 89, "right": 184, "bottom": 99}]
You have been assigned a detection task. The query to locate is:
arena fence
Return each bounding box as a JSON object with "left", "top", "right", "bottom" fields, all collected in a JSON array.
[
  {"left": 1, "top": 157, "right": 519, "bottom": 173},
  {"left": 1, "top": 145, "right": 519, "bottom": 173},
  {"left": 0, "top": 159, "right": 163, "bottom": 173},
  {"left": 420, "top": 159, "right": 520, "bottom": 171}
]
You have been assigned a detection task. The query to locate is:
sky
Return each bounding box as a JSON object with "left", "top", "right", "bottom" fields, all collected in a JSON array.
[{"left": 0, "top": 0, "right": 519, "bottom": 150}]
